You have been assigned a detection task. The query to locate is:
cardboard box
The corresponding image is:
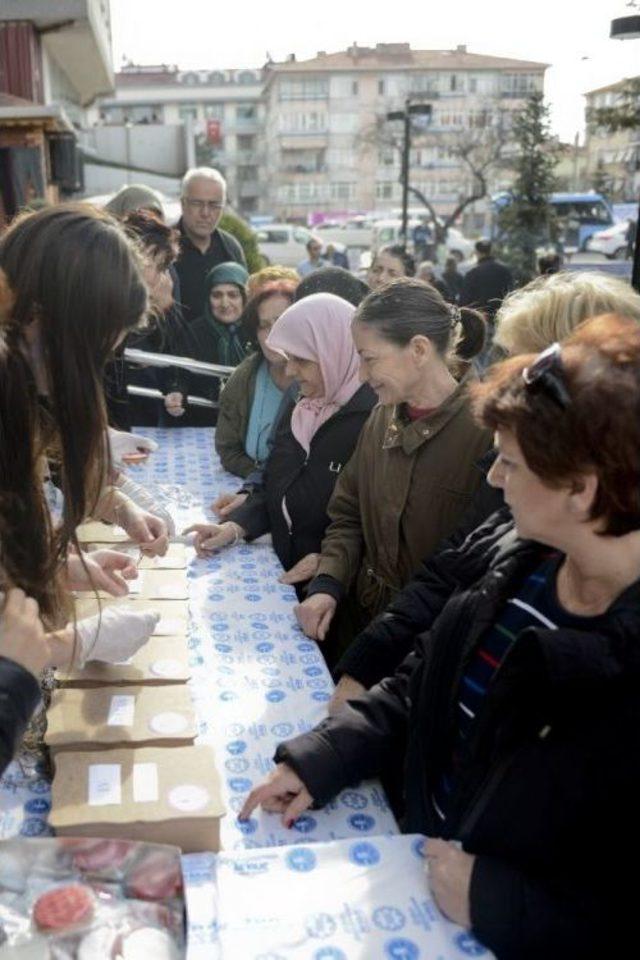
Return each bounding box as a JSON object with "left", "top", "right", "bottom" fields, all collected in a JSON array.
[
  {"left": 57, "top": 634, "right": 191, "bottom": 688},
  {"left": 51, "top": 745, "right": 225, "bottom": 853},
  {"left": 45, "top": 685, "right": 197, "bottom": 753},
  {"left": 74, "top": 598, "right": 188, "bottom": 637},
  {"left": 97, "top": 569, "right": 189, "bottom": 601},
  {"left": 77, "top": 521, "right": 130, "bottom": 544},
  {"left": 86, "top": 542, "right": 188, "bottom": 570}
]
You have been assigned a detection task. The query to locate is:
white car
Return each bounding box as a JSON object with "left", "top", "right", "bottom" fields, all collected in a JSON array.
[
  {"left": 371, "top": 219, "right": 474, "bottom": 262},
  {"left": 586, "top": 221, "right": 630, "bottom": 260},
  {"left": 256, "top": 223, "right": 313, "bottom": 267}
]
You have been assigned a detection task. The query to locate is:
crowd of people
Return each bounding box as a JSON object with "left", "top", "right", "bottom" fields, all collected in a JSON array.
[{"left": 1, "top": 163, "right": 640, "bottom": 958}]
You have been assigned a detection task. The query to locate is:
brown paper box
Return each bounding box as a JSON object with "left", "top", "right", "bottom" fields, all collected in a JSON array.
[
  {"left": 98, "top": 569, "right": 189, "bottom": 601},
  {"left": 77, "top": 521, "right": 130, "bottom": 544},
  {"left": 50, "top": 745, "right": 225, "bottom": 853},
  {"left": 86, "top": 542, "right": 188, "bottom": 570},
  {"left": 74, "top": 597, "right": 188, "bottom": 637},
  {"left": 57, "top": 635, "right": 191, "bottom": 687},
  {"left": 45, "top": 685, "right": 197, "bottom": 753}
]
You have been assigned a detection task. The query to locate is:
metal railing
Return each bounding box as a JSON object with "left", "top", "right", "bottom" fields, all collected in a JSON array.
[{"left": 124, "top": 347, "right": 235, "bottom": 410}]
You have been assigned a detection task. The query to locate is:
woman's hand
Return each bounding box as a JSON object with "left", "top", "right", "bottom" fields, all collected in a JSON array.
[
  {"left": 65, "top": 549, "right": 138, "bottom": 597},
  {"left": 239, "top": 763, "right": 313, "bottom": 828},
  {"left": 328, "top": 674, "right": 366, "bottom": 715},
  {"left": 164, "top": 392, "right": 185, "bottom": 417},
  {"left": 0, "top": 589, "right": 51, "bottom": 679},
  {"left": 117, "top": 502, "right": 169, "bottom": 556},
  {"left": 424, "top": 839, "right": 475, "bottom": 929},
  {"left": 294, "top": 593, "right": 337, "bottom": 641},
  {"left": 211, "top": 491, "right": 248, "bottom": 519},
  {"left": 107, "top": 428, "right": 158, "bottom": 466},
  {"left": 279, "top": 553, "right": 321, "bottom": 585},
  {"left": 183, "top": 522, "right": 245, "bottom": 556}
]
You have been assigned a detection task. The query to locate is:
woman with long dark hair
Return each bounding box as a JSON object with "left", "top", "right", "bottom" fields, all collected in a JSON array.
[{"left": 0, "top": 205, "right": 163, "bottom": 769}]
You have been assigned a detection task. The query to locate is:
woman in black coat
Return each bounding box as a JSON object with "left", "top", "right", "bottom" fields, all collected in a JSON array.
[
  {"left": 186, "top": 293, "right": 375, "bottom": 587},
  {"left": 241, "top": 315, "right": 640, "bottom": 959}
]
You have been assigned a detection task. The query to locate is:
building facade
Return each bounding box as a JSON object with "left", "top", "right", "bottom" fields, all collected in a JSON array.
[
  {"left": 584, "top": 78, "right": 640, "bottom": 201},
  {"left": 94, "top": 63, "right": 263, "bottom": 215},
  {"left": 262, "top": 43, "right": 547, "bottom": 227}
]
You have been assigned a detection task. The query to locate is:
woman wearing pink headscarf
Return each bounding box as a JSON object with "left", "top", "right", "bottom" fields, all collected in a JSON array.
[{"left": 186, "top": 293, "right": 376, "bottom": 589}]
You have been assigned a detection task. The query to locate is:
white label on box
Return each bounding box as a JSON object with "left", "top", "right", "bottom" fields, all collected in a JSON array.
[
  {"left": 107, "top": 694, "right": 136, "bottom": 727},
  {"left": 149, "top": 712, "right": 189, "bottom": 736},
  {"left": 168, "top": 784, "right": 209, "bottom": 813},
  {"left": 133, "top": 762, "right": 159, "bottom": 803},
  {"left": 155, "top": 617, "right": 185, "bottom": 636},
  {"left": 88, "top": 764, "right": 121, "bottom": 806}
]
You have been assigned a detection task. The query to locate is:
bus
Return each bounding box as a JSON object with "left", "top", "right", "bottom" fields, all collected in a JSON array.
[{"left": 491, "top": 191, "right": 615, "bottom": 254}]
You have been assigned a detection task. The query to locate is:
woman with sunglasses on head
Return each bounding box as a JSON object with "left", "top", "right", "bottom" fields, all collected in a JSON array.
[
  {"left": 0, "top": 205, "right": 165, "bottom": 772},
  {"left": 330, "top": 271, "right": 640, "bottom": 711},
  {"left": 242, "top": 314, "right": 640, "bottom": 959}
]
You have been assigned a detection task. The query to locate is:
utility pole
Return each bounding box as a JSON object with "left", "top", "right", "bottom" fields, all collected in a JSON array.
[{"left": 387, "top": 100, "right": 433, "bottom": 250}]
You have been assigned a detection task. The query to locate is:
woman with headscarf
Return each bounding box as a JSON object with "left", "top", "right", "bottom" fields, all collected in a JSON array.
[
  {"left": 185, "top": 293, "right": 376, "bottom": 588},
  {"left": 164, "top": 260, "right": 249, "bottom": 426}
]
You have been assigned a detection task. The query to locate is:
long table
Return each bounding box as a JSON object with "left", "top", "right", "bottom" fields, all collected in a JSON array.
[{"left": 0, "top": 430, "right": 396, "bottom": 902}]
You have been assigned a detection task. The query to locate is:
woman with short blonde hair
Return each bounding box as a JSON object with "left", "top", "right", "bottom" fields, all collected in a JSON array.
[{"left": 493, "top": 270, "right": 640, "bottom": 357}]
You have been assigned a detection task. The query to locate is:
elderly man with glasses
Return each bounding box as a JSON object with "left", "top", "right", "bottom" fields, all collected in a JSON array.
[{"left": 176, "top": 167, "right": 247, "bottom": 323}]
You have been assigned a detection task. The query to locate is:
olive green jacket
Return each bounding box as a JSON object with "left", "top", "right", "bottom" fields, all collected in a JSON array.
[
  {"left": 214, "top": 352, "right": 263, "bottom": 478},
  {"left": 310, "top": 380, "right": 492, "bottom": 618}
]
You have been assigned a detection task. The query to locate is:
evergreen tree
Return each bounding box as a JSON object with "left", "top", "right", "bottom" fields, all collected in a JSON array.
[{"left": 496, "top": 94, "right": 560, "bottom": 284}]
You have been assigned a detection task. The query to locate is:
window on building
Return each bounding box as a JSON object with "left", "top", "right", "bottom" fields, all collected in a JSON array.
[
  {"left": 208, "top": 71, "right": 225, "bottom": 85},
  {"left": 237, "top": 134, "right": 255, "bottom": 150},
  {"left": 238, "top": 71, "right": 257, "bottom": 85},
  {"left": 468, "top": 77, "right": 477, "bottom": 93},
  {"left": 204, "top": 104, "right": 223, "bottom": 119},
  {"left": 279, "top": 78, "right": 329, "bottom": 100},
  {"left": 179, "top": 104, "right": 199, "bottom": 121},
  {"left": 237, "top": 104, "right": 257, "bottom": 121},
  {"left": 238, "top": 165, "right": 258, "bottom": 182},
  {"left": 183, "top": 72, "right": 199, "bottom": 85},
  {"left": 378, "top": 79, "right": 386, "bottom": 95},
  {"left": 352, "top": 80, "right": 359, "bottom": 95},
  {"left": 279, "top": 111, "right": 328, "bottom": 133}
]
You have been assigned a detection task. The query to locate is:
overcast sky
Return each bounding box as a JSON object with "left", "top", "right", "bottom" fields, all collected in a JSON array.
[{"left": 110, "top": 0, "right": 640, "bottom": 143}]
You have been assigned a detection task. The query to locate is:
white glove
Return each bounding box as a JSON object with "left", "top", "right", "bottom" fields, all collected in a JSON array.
[
  {"left": 108, "top": 428, "right": 158, "bottom": 467},
  {"left": 75, "top": 607, "right": 160, "bottom": 668},
  {"left": 116, "top": 475, "right": 176, "bottom": 537}
]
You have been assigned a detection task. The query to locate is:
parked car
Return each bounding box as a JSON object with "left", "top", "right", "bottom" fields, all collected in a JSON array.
[
  {"left": 256, "top": 223, "right": 314, "bottom": 267},
  {"left": 586, "top": 220, "right": 631, "bottom": 260},
  {"left": 371, "top": 219, "right": 474, "bottom": 262}
]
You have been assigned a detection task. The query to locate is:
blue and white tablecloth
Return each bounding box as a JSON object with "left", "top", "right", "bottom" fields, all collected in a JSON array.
[{"left": 0, "top": 428, "right": 397, "bottom": 847}]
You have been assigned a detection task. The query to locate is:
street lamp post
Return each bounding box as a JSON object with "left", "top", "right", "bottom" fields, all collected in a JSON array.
[{"left": 386, "top": 100, "right": 433, "bottom": 249}]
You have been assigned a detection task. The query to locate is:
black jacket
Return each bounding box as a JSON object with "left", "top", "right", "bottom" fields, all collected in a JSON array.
[
  {"left": 229, "top": 384, "right": 376, "bottom": 573},
  {"left": 460, "top": 257, "right": 513, "bottom": 320},
  {"left": 276, "top": 513, "right": 640, "bottom": 958},
  {"left": 335, "top": 454, "right": 503, "bottom": 686},
  {"left": 175, "top": 222, "right": 246, "bottom": 325},
  {"left": 0, "top": 656, "right": 41, "bottom": 777}
]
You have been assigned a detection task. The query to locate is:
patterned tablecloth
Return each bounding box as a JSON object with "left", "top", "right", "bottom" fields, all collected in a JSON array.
[
  {"left": 0, "top": 427, "right": 397, "bottom": 848},
  {"left": 0, "top": 427, "right": 494, "bottom": 959}
]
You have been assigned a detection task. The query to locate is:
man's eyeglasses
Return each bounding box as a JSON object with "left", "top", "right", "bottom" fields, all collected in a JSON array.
[
  {"left": 185, "top": 199, "right": 225, "bottom": 213},
  {"left": 522, "top": 342, "right": 571, "bottom": 409}
]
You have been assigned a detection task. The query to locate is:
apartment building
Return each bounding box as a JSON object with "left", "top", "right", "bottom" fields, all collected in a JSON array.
[
  {"left": 95, "top": 63, "right": 263, "bottom": 215},
  {"left": 262, "top": 43, "right": 547, "bottom": 227},
  {"left": 584, "top": 77, "right": 640, "bottom": 201}
]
